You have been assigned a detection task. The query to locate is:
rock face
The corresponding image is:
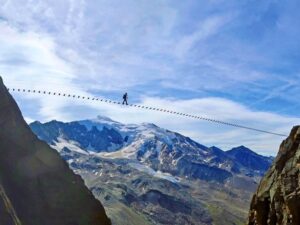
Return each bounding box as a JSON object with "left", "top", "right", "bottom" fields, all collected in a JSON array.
[
  {"left": 247, "top": 126, "right": 300, "bottom": 225},
  {"left": 0, "top": 77, "right": 111, "bottom": 225}
]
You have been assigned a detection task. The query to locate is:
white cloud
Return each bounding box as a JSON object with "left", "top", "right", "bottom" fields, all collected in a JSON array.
[
  {"left": 0, "top": 23, "right": 74, "bottom": 86},
  {"left": 0, "top": 22, "right": 93, "bottom": 122},
  {"left": 10, "top": 89, "right": 298, "bottom": 156},
  {"left": 1, "top": 0, "right": 300, "bottom": 157}
]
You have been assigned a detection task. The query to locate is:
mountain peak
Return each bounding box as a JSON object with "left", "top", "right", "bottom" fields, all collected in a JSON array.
[
  {"left": 96, "top": 115, "right": 117, "bottom": 123},
  {"left": 227, "top": 145, "right": 259, "bottom": 156},
  {"left": 226, "top": 145, "right": 272, "bottom": 172},
  {"left": 230, "top": 145, "right": 252, "bottom": 151}
]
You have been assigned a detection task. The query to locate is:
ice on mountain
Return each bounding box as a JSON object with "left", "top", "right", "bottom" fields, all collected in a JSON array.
[
  {"left": 51, "top": 137, "right": 89, "bottom": 155},
  {"left": 129, "top": 163, "right": 180, "bottom": 183}
]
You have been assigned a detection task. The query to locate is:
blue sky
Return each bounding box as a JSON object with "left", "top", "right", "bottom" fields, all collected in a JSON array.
[{"left": 0, "top": 0, "right": 299, "bottom": 155}]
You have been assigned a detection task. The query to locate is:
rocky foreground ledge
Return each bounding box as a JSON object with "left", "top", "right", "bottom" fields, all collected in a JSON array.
[
  {"left": 0, "top": 77, "right": 111, "bottom": 225},
  {"left": 248, "top": 126, "right": 300, "bottom": 225}
]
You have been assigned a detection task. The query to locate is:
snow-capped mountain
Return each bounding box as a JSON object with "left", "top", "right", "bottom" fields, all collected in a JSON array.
[
  {"left": 30, "top": 116, "right": 272, "bottom": 183},
  {"left": 29, "top": 115, "right": 274, "bottom": 225}
]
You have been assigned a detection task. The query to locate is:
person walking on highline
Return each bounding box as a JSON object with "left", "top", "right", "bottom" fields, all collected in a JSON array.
[{"left": 122, "top": 92, "right": 128, "bottom": 105}]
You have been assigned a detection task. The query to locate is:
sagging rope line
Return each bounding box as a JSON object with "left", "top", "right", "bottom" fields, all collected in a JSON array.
[{"left": 7, "top": 87, "right": 288, "bottom": 137}]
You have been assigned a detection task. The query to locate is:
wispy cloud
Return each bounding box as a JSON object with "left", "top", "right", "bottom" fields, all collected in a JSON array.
[{"left": 174, "top": 14, "right": 233, "bottom": 59}]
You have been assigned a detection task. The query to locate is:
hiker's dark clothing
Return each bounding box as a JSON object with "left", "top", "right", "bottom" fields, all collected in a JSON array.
[{"left": 122, "top": 93, "right": 128, "bottom": 105}]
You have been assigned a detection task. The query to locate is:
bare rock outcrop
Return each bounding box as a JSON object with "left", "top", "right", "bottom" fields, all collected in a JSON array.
[
  {"left": 0, "top": 76, "right": 111, "bottom": 225},
  {"left": 247, "top": 126, "right": 300, "bottom": 225}
]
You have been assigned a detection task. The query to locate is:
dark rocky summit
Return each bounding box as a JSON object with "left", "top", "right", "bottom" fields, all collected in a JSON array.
[
  {"left": 227, "top": 146, "right": 273, "bottom": 175},
  {"left": 247, "top": 126, "right": 300, "bottom": 225},
  {"left": 0, "top": 77, "right": 111, "bottom": 225}
]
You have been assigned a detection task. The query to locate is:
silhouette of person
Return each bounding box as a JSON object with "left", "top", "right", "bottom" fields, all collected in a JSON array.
[{"left": 122, "top": 92, "right": 128, "bottom": 105}]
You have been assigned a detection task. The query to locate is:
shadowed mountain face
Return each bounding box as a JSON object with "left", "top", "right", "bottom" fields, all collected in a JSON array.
[
  {"left": 0, "top": 77, "right": 111, "bottom": 225},
  {"left": 247, "top": 126, "right": 300, "bottom": 225},
  {"left": 227, "top": 146, "right": 274, "bottom": 175}
]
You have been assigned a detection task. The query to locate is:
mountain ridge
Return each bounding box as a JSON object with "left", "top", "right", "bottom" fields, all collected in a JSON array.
[
  {"left": 29, "top": 116, "right": 274, "bottom": 225},
  {"left": 29, "top": 117, "right": 274, "bottom": 189},
  {"left": 31, "top": 118, "right": 272, "bottom": 157}
]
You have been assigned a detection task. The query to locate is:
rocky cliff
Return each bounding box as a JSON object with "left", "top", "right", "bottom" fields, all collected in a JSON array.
[
  {"left": 0, "top": 76, "right": 111, "bottom": 225},
  {"left": 247, "top": 126, "right": 300, "bottom": 225}
]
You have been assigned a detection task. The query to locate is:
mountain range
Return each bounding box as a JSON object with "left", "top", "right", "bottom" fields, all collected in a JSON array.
[{"left": 30, "top": 115, "right": 274, "bottom": 225}]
